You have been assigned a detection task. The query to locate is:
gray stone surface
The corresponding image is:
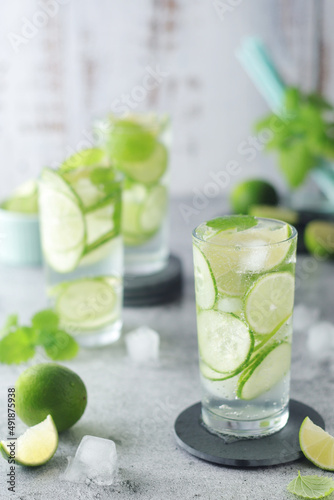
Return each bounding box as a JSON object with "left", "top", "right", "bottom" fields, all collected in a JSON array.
[{"left": 0, "top": 200, "right": 334, "bottom": 500}]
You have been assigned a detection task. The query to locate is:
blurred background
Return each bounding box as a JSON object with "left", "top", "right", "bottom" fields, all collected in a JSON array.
[{"left": 1, "top": 0, "right": 333, "bottom": 202}]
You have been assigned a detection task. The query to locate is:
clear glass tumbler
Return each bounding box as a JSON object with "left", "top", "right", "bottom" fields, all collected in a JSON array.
[
  {"left": 97, "top": 113, "right": 171, "bottom": 275},
  {"left": 192, "top": 216, "right": 297, "bottom": 437},
  {"left": 39, "top": 164, "right": 123, "bottom": 347}
]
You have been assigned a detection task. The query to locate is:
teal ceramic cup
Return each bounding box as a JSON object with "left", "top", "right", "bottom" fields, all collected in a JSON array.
[{"left": 0, "top": 208, "right": 42, "bottom": 266}]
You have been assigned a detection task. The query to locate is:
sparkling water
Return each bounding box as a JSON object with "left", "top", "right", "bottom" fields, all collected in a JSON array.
[{"left": 193, "top": 216, "right": 297, "bottom": 437}]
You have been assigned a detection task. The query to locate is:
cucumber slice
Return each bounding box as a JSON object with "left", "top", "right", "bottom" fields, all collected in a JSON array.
[
  {"left": 245, "top": 272, "right": 295, "bottom": 335},
  {"left": 237, "top": 342, "right": 291, "bottom": 400},
  {"left": 122, "top": 184, "right": 167, "bottom": 243},
  {"left": 85, "top": 203, "right": 115, "bottom": 246},
  {"left": 193, "top": 245, "right": 217, "bottom": 310},
  {"left": 197, "top": 310, "right": 253, "bottom": 374},
  {"left": 139, "top": 184, "right": 167, "bottom": 233},
  {"left": 119, "top": 142, "right": 168, "bottom": 184},
  {"left": 55, "top": 277, "right": 120, "bottom": 331},
  {"left": 39, "top": 172, "right": 86, "bottom": 273},
  {"left": 200, "top": 361, "right": 236, "bottom": 381}
]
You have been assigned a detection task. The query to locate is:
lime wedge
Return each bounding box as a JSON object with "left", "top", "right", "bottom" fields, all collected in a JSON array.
[
  {"left": 237, "top": 342, "right": 291, "bottom": 400},
  {"left": 60, "top": 148, "right": 105, "bottom": 172},
  {"left": 197, "top": 310, "right": 253, "bottom": 374},
  {"left": 39, "top": 178, "right": 86, "bottom": 273},
  {"left": 245, "top": 272, "right": 295, "bottom": 334},
  {"left": 118, "top": 142, "right": 168, "bottom": 184},
  {"left": 304, "top": 220, "right": 334, "bottom": 258},
  {"left": 299, "top": 417, "right": 334, "bottom": 471},
  {"left": 1, "top": 415, "right": 58, "bottom": 466},
  {"left": 55, "top": 277, "right": 120, "bottom": 331}
]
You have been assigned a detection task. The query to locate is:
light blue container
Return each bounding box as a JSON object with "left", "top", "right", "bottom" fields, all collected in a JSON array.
[{"left": 0, "top": 208, "right": 42, "bottom": 266}]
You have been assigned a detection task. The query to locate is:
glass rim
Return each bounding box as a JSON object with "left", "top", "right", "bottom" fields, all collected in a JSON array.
[{"left": 192, "top": 217, "right": 298, "bottom": 248}]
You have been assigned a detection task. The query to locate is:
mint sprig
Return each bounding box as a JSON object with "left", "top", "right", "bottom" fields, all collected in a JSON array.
[
  {"left": 255, "top": 87, "right": 334, "bottom": 188},
  {"left": 207, "top": 215, "right": 257, "bottom": 232},
  {"left": 287, "top": 471, "right": 334, "bottom": 499},
  {"left": 0, "top": 310, "right": 79, "bottom": 364}
]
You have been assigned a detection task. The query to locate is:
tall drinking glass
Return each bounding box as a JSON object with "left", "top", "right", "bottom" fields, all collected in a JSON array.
[
  {"left": 97, "top": 113, "right": 171, "bottom": 275},
  {"left": 39, "top": 164, "right": 123, "bottom": 347},
  {"left": 192, "top": 216, "right": 297, "bottom": 437}
]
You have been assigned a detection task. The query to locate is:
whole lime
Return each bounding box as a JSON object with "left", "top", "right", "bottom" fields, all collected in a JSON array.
[
  {"left": 304, "top": 220, "right": 334, "bottom": 258},
  {"left": 230, "top": 179, "right": 279, "bottom": 214},
  {"left": 15, "top": 363, "right": 87, "bottom": 432}
]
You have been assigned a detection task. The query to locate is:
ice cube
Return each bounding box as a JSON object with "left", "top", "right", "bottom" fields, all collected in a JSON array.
[
  {"left": 216, "top": 297, "right": 242, "bottom": 314},
  {"left": 293, "top": 304, "right": 320, "bottom": 331},
  {"left": 307, "top": 321, "right": 334, "bottom": 358},
  {"left": 62, "top": 436, "right": 117, "bottom": 486},
  {"left": 239, "top": 244, "right": 268, "bottom": 273},
  {"left": 125, "top": 326, "right": 160, "bottom": 364}
]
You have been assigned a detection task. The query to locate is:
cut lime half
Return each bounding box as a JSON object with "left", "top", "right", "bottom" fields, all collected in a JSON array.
[
  {"left": 245, "top": 272, "right": 295, "bottom": 335},
  {"left": 1, "top": 415, "right": 58, "bottom": 467}
]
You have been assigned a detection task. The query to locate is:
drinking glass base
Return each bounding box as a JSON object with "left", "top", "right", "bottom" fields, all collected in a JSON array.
[
  {"left": 74, "top": 320, "right": 122, "bottom": 348},
  {"left": 201, "top": 405, "right": 289, "bottom": 438}
]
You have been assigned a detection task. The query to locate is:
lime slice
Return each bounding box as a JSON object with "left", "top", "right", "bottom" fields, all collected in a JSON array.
[
  {"left": 299, "top": 417, "right": 334, "bottom": 471},
  {"left": 248, "top": 205, "right": 299, "bottom": 225},
  {"left": 63, "top": 168, "right": 107, "bottom": 209},
  {"left": 106, "top": 120, "right": 156, "bottom": 163},
  {"left": 55, "top": 277, "right": 119, "bottom": 331},
  {"left": 60, "top": 148, "right": 105, "bottom": 172},
  {"left": 304, "top": 220, "right": 334, "bottom": 258},
  {"left": 237, "top": 342, "right": 291, "bottom": 400},
  {"left": 197, "top": 310, "right": 253, "bottom": 374},
  {"left": 193, "top": 245, "right": 217, "bottom": 310},
  {"left": 39, "top": 177, "right": 86, "bottom": 273},
  {"left": 245, "top": 272, "right": 295, "bottom": 335},
  {"left": 200, "top": 242, "right": 245, "bottom": 296},
  {"left": 118, "top": 142, "right": 168, "bottom": 184},
  {"left": 1, "top": 415, "right": 58, "bottom": 466}
]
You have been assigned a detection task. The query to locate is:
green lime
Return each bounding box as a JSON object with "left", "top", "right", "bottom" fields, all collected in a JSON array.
[
  {"left": 230, "top": 179, "right": 278, "bottom": 214},
  {"left": 15, "top": 363, "right": 87, "bottom": 432},
  {"left": 299, "top": 417, "right": 334, "bottom": 471},
  {"left": 106, "top": 120, "right": 156, "bottom": 163},
  {"left": 304, "top": 220, "right": 334, "bottom": 258},
  {"left": 245, "top": 272, "right": 295, "bottom": 335},
  {"left": 1, "top": 415, "right": 58, "bottom": 466},
  {"left": 118, "top": 142, "right": 168, "bottom": 184},
  {"left": 248, "top": 205, "right": 299, "bottom": 225}
]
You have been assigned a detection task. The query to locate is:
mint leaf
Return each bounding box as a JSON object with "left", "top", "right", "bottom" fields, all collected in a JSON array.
[
  {"left": 255, "top": 86, "right": 334, "bottom": 188},
  {"left": 207, "top": 215, "right": 257, "bottom": 232},
  {"left": 37, "top": 330, "right": 79, "bottom": 360},
  {"left": 32, "top": 309, "right": 59, "bottom": 331},
  {"left": 0, "top": 327, "right": 37, "bottom": 364},
  {"left": 287, "top": 471, "right": 334, "bottom": 499}
]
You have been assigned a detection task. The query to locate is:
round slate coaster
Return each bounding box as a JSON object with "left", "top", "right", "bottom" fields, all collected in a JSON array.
[
  {"left": 174, "top": 400, "right": 325, "bottom": 467},
  {"left": 124, "top": 254, "right": 183, "bottom": 307}
]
